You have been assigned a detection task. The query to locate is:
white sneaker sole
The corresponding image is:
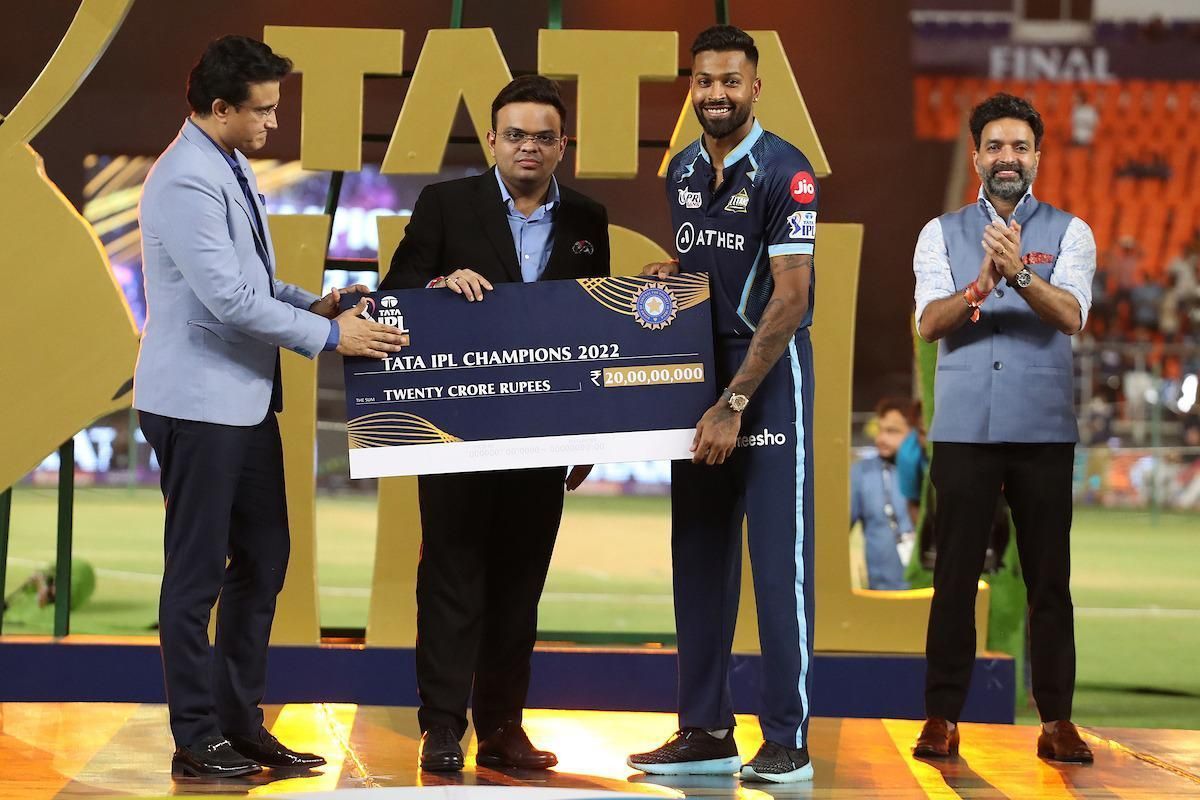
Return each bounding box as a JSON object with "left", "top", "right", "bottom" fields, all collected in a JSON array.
[
  {"left": 627, "top": 755, "right": 742, "bottom": 775},
  {"left": 740, "top": 762, "right": 815, "bottom": 783}
]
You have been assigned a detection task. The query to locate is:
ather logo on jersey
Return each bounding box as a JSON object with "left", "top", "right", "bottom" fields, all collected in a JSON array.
[{"left": 675, "top": 222, "right": 745, "bottom": 254}]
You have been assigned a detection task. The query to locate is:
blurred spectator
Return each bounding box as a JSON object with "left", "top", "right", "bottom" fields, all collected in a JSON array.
[
  {"left": 1090, "top": 262, "right": 1112, "bottom": 324},
  {"left": 1108, "top": 235, "right": 1144, "bottom": 291},
  {"left": 1116, "top": 152, "right": 1171, "bottom": 181},
  {"left": 1140, "top": 15, "right": 1169, "bottom": 42},
  {"left": 1160, "top": 272, "right": 1183, "bottom": 338},
  {"left": 894, "top": 403, "right": 928, "bottom": 526},
  {"left": 1070, "top": 91, "right": 1099, "bottom": 147},
  {"left": 1166, "top": 239, "right": 1199, "bottom": 297},
  {"left": 1184, "top": 413, "right": 1200, "bottom": 447},
  {"left": 850, "top": 398, "right": 916, "bottom": 591},
  {"left": 1129, "top": 269, "right": 1164, "bottom": 331},
  {"left": 1082, "top": 389, "right": 1118, "bottom": 446}
]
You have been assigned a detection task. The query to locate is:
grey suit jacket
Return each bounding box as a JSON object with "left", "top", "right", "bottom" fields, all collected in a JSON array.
[{"left": 133, "top": 121, "right": 330, "bottom": 426}]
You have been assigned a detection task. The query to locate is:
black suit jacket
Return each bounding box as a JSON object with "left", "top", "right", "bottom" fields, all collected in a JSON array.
[
  {"left": 380, "top": 167, "right": 610, "bottom": 290},
  {"left": 381, "top": 171, "right": 611, "bottom": 734}
]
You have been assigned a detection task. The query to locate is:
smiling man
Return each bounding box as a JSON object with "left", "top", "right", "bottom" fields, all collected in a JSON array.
[
  {"left": 911, "top": 93, "right": 1097, "bottom": 764},
  {"left": 379, "top": 75, "right": 610, "bottom": 773},
  {"left": 628, "top": 25, "right": 819, "bottom": 784}
]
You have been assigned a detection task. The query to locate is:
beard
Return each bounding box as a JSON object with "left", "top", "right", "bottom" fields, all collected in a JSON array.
[
  {"left": 981, "top": 160, "right": 1037, "bottom": 202},
  {"left": 693, "top": 99, "right": 753, "bottom": 140}
]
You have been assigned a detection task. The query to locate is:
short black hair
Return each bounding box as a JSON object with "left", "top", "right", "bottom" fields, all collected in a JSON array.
[
  {"left": 969, "top": 93, "right": 1045, "bottom": 149},
  {"left": 491, "top": 75, "right": 568, "bottom": 133},
  {"left": 875, "top": 397, "right": 917, "bottom": 427},
  {"left": 690, "top": 25, "right": 759, "bottom": 66},
  {"left": 186, "top": 35, "right": 292, "bottom": 115}
]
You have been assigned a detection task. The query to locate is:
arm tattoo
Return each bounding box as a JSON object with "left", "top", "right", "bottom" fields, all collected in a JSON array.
[
  {"left": 770, "top": 253, "right": 812, "bottom": 274},
  {"left": 726, "top": 255, "right": 812, "bottom": 399}
]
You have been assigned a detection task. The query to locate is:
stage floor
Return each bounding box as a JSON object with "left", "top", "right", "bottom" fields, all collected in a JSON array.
[{"left": 2, "top": 703, "right": 1198, "bottom": 799}]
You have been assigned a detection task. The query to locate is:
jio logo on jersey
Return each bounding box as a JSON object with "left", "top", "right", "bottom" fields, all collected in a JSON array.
[
  {"left": 790, "top": 171, "right": 816, "bottom": 204},
  {"left": 676, "top": 222, "right": 696, "bottom": 253}
]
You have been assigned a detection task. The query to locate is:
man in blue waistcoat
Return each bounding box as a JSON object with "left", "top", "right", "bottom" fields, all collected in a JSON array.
[{"left": 910, "top": 94, "right": 1096, "bottom": 763}]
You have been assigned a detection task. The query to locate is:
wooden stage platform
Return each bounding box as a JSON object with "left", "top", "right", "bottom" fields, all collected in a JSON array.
[{"left": 2, "top": 703, "right": 1198, "bottom": 798}]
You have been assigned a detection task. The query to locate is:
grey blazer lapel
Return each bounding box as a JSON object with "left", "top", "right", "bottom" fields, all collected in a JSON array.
[
  {"left": 180, "top": 122, "right": 272, "bottom": 270},
  {"left": 237, "top": 153, "right": 275, "bottom": 272}
]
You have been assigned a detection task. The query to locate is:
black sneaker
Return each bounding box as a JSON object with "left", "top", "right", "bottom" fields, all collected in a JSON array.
[
  {"left": 740, "top": 741, "right": 813, "bottom": 783},
  {"left": 627, "top": 728, "right": 741, "bottom": 775}
]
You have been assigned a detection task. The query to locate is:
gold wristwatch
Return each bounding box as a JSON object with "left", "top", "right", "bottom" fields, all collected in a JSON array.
[{"left": 723, "top": 388, "right": 749, "bottom": 413}]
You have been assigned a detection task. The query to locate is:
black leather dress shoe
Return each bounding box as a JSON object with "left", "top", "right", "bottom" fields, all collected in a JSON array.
[
  {"left": 227, "top": 728, "right": 327, "bottom": 770},
  {"left": 172, "top": 736, "right": 262, "bottom": 778},
  {"left": 477, "top": 723, "right": 557, "bottom": 770},
  {"left": 420, "top": 726, "right": 465, "bottom": 772}
]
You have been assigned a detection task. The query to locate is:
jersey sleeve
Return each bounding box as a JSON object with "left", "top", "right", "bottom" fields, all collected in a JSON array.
[{"left": 764, "top": 151, "right": 819, "bottom": 258}]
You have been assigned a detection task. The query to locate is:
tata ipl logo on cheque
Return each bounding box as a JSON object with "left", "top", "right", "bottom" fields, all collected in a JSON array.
[{"left": 365, "top": 294, "right": 409, "bottom": 333}]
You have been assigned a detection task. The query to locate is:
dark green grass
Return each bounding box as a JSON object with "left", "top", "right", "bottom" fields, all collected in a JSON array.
[{"left": 3, "top": 488, "right": 1196, "bottom": 728}]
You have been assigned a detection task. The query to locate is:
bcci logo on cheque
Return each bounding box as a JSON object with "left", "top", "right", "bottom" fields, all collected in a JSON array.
[{"left": 633, "top": 282, "right": 678, "bottom": 330}]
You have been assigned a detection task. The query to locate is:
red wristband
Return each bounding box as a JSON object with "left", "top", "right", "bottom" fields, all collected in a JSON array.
[{"left": 963, "top": 281, "right": 986, "bottom": 323}]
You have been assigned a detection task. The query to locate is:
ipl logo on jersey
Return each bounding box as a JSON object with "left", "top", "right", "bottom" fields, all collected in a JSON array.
[
  {"left": 633, "top": 282, "right": 678, "bottom": 330},
  {"left": 787, "top": 210, "right": 817, "bottom": 239}
]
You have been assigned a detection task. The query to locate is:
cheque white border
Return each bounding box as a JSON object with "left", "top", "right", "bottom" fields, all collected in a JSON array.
[{"left": 349, "top": 429, "right": 695, "bottom": 478}]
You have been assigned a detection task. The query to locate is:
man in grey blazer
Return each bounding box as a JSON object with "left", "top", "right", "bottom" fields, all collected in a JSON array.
[{"left": 135, "top": 36, "right": 405, "bottom": 778}]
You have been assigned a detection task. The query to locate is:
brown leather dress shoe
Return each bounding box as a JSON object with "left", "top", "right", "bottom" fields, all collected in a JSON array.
[
  {"left": 476, "top": 723, "right": 557, "bottom": 769},
  {"left": 912, "top": 718, "right": 960, "bottom": 758},
  {"left": 1037, "top": 721, "right": 1094, "bottom": 763}
]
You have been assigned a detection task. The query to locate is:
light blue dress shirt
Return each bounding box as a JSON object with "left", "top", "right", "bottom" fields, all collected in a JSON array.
[
  {"left": 495, "top": 169, "right": 559, "bottom": 283},
  {"left": 850, "top": 456, "right": 914, "bottom": 590}
]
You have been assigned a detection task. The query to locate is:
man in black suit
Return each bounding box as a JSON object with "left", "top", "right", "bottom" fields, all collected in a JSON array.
[{"left": 379, "top": 75, "right": 610, "bottom": 772}]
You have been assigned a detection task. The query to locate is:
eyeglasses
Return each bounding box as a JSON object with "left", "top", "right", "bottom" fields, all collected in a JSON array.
[
  {"left": 236, "top": 104, "right": 279, "bottom": 120},
  {"left": 495, "top": 130, "right": 563, "bottom": 148}
]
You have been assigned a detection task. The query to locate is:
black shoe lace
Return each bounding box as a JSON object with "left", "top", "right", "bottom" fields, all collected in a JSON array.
[
  {"left": 672, "top": 727, "right": 708, "bottom": 743},
  {"left": 428, "top": 727, "right": 459, "bottom": 748}
]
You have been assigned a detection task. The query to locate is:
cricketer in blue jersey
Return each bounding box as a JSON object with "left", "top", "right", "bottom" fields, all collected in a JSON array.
[{"left": 627, "top": 25, "right": 818, "bottom": 785}]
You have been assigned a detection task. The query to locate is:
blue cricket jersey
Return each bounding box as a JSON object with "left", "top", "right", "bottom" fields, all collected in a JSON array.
[{"left": 666, "top": 119, "right": 819, "bottom": 339}]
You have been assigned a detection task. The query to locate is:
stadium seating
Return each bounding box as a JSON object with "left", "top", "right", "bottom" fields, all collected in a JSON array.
[{"left": 913, "top": 77, "right": 1200, "bottom": 276}]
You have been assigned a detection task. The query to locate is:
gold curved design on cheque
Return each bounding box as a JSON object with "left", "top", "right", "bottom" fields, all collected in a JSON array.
[
  {"left": 347, "top": 411, "right": 462, "bottom": 449},
  {"left": 576, "top": 273, "right": 710, "bottom": 318}
]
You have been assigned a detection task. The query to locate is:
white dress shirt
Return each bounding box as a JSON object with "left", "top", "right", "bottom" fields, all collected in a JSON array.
[{"left": 913, "top": 187, "right": 1096, "bottom": 337}]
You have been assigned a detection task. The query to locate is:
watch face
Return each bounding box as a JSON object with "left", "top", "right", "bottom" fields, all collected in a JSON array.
[
  {"left": 1015, "top": 269, "right": 1033, "bottom": 288},
  {"left": 729, "top": 394, "right": 749, "bottom": 412}
]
